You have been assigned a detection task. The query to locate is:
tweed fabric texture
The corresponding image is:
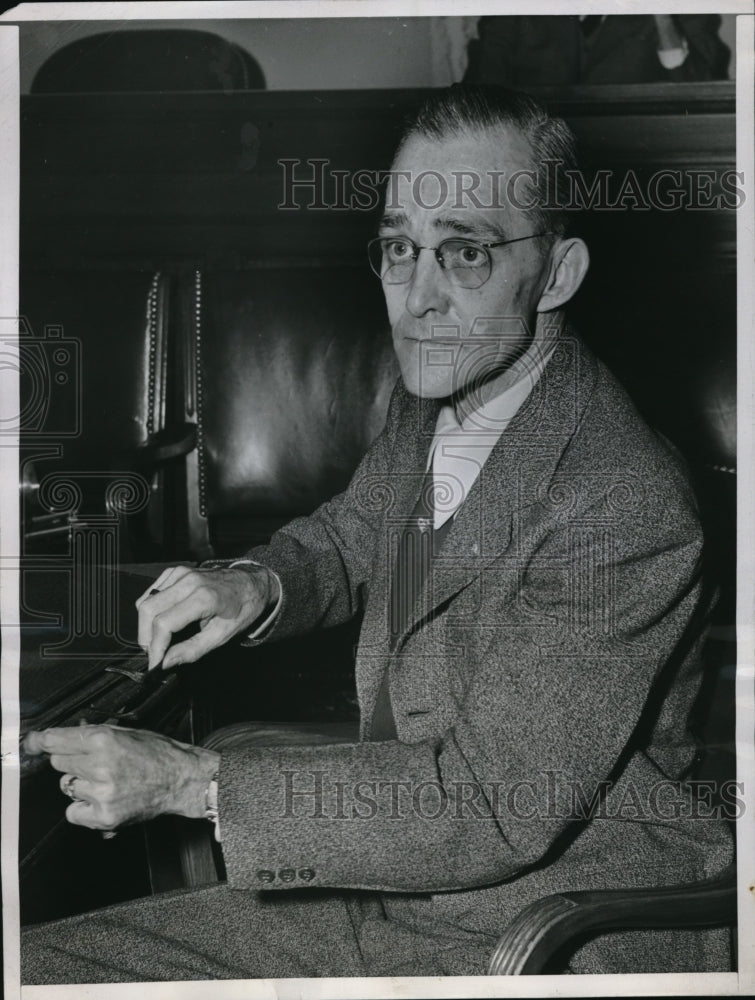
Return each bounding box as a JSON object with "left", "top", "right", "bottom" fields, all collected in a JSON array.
[{"left": 22, "top": 885, "right": 375, "bottom": 982}]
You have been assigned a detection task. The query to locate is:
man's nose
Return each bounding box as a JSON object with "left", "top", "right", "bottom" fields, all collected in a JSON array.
[{"left": 405, "top": 249, "right": 450, "bottom": 318}]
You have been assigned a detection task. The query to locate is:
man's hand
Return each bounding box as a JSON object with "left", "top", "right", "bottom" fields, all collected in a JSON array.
[
  {"left": 23, "top": 725, "right": 220, "bottom": 831},
  {"left": 136, "top": 564, "right": 279, "bottom": 669}
]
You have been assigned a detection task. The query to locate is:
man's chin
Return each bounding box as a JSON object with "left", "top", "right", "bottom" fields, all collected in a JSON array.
[{"left": 398, "top": 369, "right": 453, "bottom": 399}]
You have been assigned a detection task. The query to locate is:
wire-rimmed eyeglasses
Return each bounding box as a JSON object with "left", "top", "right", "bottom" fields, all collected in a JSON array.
[{"left": 367, "top": 233, "right": 551, "bottom": 290}]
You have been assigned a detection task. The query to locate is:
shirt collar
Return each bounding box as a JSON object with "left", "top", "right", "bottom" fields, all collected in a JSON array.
[{"left": 435, "top": 339, "right": 557, "bottom": 439}]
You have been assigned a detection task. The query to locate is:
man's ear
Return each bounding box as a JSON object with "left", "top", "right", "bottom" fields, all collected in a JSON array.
[{"left": 536, "top": 237, "right": 590, "bottom": 313}]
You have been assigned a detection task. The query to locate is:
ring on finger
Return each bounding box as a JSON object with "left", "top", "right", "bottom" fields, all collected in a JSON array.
[{"left": 61, "top": 774, "right": 79, "bottom": 800}]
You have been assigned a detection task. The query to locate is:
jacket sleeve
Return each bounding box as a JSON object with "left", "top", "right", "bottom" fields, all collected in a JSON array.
[{"left": 217, "top": 438, "right": 708, "bottom": 893}]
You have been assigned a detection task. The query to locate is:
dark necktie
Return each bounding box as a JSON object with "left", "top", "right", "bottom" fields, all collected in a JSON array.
[{"left": 370, "top": 467, "right": 453, "bottom": 741}]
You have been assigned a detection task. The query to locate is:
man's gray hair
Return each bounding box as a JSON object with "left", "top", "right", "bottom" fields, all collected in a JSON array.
[{"left": 400, "top": 84, "right": 579, "bottom": 240}]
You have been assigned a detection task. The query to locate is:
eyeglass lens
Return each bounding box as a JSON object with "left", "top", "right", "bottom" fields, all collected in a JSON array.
[{"left": 368, "top": 238, "right": 492, "bottom": 289}]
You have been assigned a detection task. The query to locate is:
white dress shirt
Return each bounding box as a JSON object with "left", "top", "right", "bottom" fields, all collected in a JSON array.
[{"left": 428, "top": 343, "right": 556, "bottom": 529}]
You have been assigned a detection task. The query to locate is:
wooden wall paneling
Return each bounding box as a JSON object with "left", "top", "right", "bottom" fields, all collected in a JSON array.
[{"left": 21, "top": 84, "right": 735, "bottom": 270}]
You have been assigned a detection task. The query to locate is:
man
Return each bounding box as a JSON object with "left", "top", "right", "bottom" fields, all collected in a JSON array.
[{"left": 22, "top": 85, "right": 732, "bottom": 982}]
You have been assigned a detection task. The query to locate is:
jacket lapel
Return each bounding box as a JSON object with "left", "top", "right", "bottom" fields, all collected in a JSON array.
[{"left": 398, "top": 333, "right": 596, "bottom": 647}]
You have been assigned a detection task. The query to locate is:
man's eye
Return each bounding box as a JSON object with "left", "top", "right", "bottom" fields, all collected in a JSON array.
[
  {"left": 442, "top": 241, "right": 487, "bottom": 268},
  {"left": 384, "top": 239, "right": 412, "bottom": 263},
  {"left": 457, "top": 243, "right": 486, "bottom": 266}
]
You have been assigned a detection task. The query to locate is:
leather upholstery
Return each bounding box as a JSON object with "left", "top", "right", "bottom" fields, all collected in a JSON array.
[{"left": 198, "top": 269, "right": 397, "bottom": 522}]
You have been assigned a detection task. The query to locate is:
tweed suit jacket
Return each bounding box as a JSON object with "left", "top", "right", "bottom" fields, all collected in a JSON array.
[{"left": 218, "top": 333, "right": 732, "bottom": 974}]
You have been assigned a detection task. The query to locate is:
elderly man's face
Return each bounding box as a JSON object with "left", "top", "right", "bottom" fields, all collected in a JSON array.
[{"left": 381, "top": 126, "right": 555, "bottom": 402}]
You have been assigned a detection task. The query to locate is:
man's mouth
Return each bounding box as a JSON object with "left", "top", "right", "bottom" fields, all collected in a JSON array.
[{"left": 398, "top": 332, "right": 463, "bottom": 345}]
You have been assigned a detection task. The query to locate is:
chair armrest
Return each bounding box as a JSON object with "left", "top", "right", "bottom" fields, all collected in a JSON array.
[{"left": 488, "top": 863, "right": 737, "bottom": 975}]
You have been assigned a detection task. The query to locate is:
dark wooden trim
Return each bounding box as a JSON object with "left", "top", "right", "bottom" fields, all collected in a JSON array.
[
  {"left": 20, "top": 80, "right": 735, "bottom": 117},
  {"left": 488, "top": 863, "right": 737, "bottom": 975}
]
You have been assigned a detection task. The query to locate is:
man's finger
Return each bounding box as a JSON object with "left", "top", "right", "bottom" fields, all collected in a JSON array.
[
  {"left": 65, "top": 799, "right": 112, "bottom": 830},
  {"left": 49, "top": 752, "right": 91, "bottom": 775},
  {"left": 161, "top": 618, "right": 230, "bottom": 669},
  {"left": 24, "top": 728, "right": 95, "bottom": 756},
  {"left": 136, "top": 567, "right": 196, "bottom": 648},
  {"left": 23, "top": 730, "right": 47, "bottom": 755},
  {"left": 135, "top": 565, "right": 193, "bottom": 609},
  {"left": 137, "top": 571, "right": 207, "bottom": 652},
  {"left": 135, "top": 564, "right": 193, "bottom": 605},
  {"left": 135, "top": 568, "right": 175, "bottom": 607},
  {"left": 146, "top": 588, "right": 219, "bottom": 669}
]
